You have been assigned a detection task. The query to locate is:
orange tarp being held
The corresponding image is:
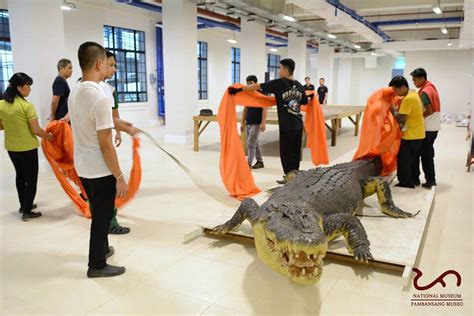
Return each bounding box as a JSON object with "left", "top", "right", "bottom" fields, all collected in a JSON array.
[
  {"left": 217, "top": 85, "right": 328, "bottom": 200},
  {"left": 353, "top": 87, "right": 402, "bottom": 176},
  {"left": 41, "top": 121, "right": 142, "bottom": 218}
]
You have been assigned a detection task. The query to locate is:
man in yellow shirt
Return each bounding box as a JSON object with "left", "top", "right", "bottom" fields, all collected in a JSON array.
[{"left": 389, "top": 76, "right": 425, "bottom": 188}]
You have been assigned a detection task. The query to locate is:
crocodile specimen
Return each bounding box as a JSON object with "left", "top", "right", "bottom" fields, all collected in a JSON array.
[{"left": 213, "top": 157, "right": 413, "bottom": 285}]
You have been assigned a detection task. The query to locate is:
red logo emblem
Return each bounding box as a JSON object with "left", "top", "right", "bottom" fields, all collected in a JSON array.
[{"left": 413, "top": 268, "right": 462, "bottom": 291}]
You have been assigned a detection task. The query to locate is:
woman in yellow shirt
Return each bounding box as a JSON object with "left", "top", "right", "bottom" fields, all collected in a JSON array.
[
  {"left": 388, "top": 76, "right": 425, "bottom": 189},
  {"left": 0, "top": 73, "right": 53, "bottom": 221}
]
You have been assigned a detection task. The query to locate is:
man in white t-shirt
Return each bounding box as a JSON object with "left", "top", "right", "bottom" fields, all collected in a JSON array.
[{"left": 69, "top": 42, "right": 128, "bottom": 278}]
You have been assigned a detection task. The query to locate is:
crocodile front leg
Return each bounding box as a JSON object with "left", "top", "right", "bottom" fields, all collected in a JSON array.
[
  {"left": 362, "top": 177, "right": 413, "bottom": 218},
  {"left": 212, "top": 198, "right": 259, "bottom": 233},
  {"left": 323, "top": 213, "right": 373, "bottom": 263}
]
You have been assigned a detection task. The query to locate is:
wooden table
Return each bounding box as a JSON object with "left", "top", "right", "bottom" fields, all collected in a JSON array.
[{"left": 192, "top": 105, "right": 365, "bottom": 151}]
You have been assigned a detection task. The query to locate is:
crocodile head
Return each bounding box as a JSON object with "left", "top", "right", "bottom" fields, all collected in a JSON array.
[{"left": 253, "top": 203, "right": 327, "bottom": 285}]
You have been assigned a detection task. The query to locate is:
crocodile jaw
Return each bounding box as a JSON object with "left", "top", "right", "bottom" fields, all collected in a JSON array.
[{"left": 253, "top": 222, "right": 327, "bottom": 285}]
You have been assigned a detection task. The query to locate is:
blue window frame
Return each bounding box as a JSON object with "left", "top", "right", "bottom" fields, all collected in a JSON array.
[
  {"left": 0, "top": 10, "right": 13, "bottom": 95},
  {"left": 197, "top": 41, "right": 208, "bottom": 100},
  {"left": 267, "top": 53, "right": 280, "bottom": 81},
  {"left": 103, "top": 25, "right": 147, "bottom": 103},
  {"left": 231, "top": 47, "right": 240, "bottom": 84}
]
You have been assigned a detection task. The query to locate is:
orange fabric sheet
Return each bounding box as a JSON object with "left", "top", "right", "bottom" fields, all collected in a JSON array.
[
  {"left": 42, "top": 121, "right": 142, "bottom": 218},
  {"left": 353, "top": 87, "right": 402, "bottom": 176},
  {"left": 217, "top": 85, "right": 328, "bottom": 200}
]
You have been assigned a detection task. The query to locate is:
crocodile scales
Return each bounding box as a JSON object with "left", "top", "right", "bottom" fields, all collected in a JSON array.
[{"left": 213, "top": 157, "right": 413, "bottom": 285}]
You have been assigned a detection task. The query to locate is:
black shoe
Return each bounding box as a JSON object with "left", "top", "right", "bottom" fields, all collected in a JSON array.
[
  {"left": 19, "top": 203, "right": 37, "bottom": 214},
  {"left": 413, "top": 179, "right": 421, "bottom": 186},
  {"left": 109, "top": 226, "right": 131, "bottom": 235},
  {"left": 252, "top": 161, "right": 264, "bottom": 169},
  {"left": 22, "top": 211, "right": 42, "bottom": 221},
  {"left": 276, "top": 176, "right": 287, "bottom": 185},
  {"left": 87, "top": 264, "right": 126, "bottom": 278},
  {"left": 394, "top": 183, "right": 415, "bottom": 189},
  {"left": 105, "top": 246, "right": 115, "bottom": 259},
  {"left": 422, "top": 182, "right": 436, "bottom": 189}
]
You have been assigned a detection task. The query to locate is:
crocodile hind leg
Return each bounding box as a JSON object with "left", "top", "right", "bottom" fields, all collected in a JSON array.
[
  {"left": 362, "top": 177, "right": 413, "bottom": 218},
  {"left": 323, "top": 213, "right": 373, "bottom": 263},
  {"left": 212, "top": 198, "right": 259, "bottom": 233}
]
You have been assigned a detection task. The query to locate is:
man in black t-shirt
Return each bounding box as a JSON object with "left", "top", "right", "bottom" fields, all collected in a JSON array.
[
  {"left": 317, "top": 77, "right": 328, "bottom": 104},
  {"left": 229, "top": 59, "right": 308, "bottom": 183},
  {"left": 49, "top": 58, "right": 73, "bottom": 120},
  {"left": 304, "top": 76, "right": 315, "bottom": 91},
  {"left": 241, "top": 75, "right": 267, "bottom": 169}
]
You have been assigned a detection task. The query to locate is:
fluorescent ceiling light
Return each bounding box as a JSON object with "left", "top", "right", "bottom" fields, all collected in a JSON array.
[
  {"left": 270, "top": 48, "right": 278, "bottom": 52},
  {"left": 61, "top": 5, "right": 72, "bottom": 10},
  {"left": 432, "top": 5, "right": 442, "bottom": 15},
  {"left": 227, "top": 39, "right": 238, "bottom": 44},
  {"left": 327, "top": 33, "right": 336, "bottom": 39},
  {"left": 353, "top": 44, "right": 361, "bottom": 49},
  {"left": 441, "top": 27, "right": 448, "bottom": 34},
  {"left": 371, "top": 52, "right": 378, "bottom": 56},
  {"left": 447, "top": 41, "right": 453, "bottom": 46},
  {"left": 280, "top": 14, "right": 296, "bottom": 22}
]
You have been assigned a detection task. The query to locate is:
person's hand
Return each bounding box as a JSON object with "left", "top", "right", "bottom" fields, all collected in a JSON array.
[
  {"left": 240, "top": 123, "right": 246, "bottom": 133},
  {"left": 45, "top": 133, "right": 54, "bottom": 141},
  {"left": 259, "top": 123, "right": 266, "bottom": 132},
  {"left": 59, "top": 116, "right": 70, "bottom": 123},
  {"left": 48, "top": 115, "right": 55, "bottom": 121},
  {"left": 228, "top": 87, "right": 243, "bottom": 95},
  {"left": 114, "top": 132, "right": 122, "bottom": 147},
  {"left": 116, "top": 177, "right": 128, "bottom": 198}
]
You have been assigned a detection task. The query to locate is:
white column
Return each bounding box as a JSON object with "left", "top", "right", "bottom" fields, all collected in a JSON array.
[
  {"left": 162, "top": 0, "right": 197, "bottom": 143},
  {"left": 334, "top": 58, "right": 352, "bottom": 105},
  {"left": 240, "top": 20, "right": 266, "bottom": 83},
  {"left": 316, "top": 44, "right": 335, "bottom": 103},
  {"left": 8, "top": 0, "right": 65, "bottom": 124},
  {"left": 287, "top": 33, "right": 306, "bottom": 82}
]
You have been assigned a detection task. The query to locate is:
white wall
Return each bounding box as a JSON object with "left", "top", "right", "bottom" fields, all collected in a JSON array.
[
  {"left": 62, "top": 1, "right": 160, "bottom": 127},
  {"left": 405, "top": 49, "right": 474, "bottom": 115},
  {"left": 333, "top": 55, "right": 394, "bottom": 106}
]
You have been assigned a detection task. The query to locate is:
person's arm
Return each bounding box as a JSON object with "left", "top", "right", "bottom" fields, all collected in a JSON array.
[
  {"left": 390, "top": 105, "right": 407, "bottom": 126},
  {"left": 112, "top": 108, "right": 122, "bottom": 147},
  {"left": 228, "top": 83, "right": 261, "bottom": 95},
  {"left": 28, "top": 119, "right": 53, "bottom": 140},
  {"left": 97, "top": 128, "right": 128, "bottom": 198},
  {"left": 241, "top": 107, "right": 248, "bottom": 132},
  {"left": 50, "top": 95, "right": 60, "bottom": 120},
  {"left": 113, "top": 117, "right": 140, "bottom": 136},
  {"left": 260, "top": 107, "right": 268, "bottom": 132},
  {"left": 420, "top": 92, "right": 434, "bottom": 117},
  {"left": 60, "top": 112, "right": 71, "bottom": 123},
  {"left": 323, "top": 87, "right": 328, "bottom": 104}
]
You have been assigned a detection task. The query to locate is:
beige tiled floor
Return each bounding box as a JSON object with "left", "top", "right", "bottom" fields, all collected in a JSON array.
[{"left": 0, "top": 122, "right": 472, "bottom": 315}]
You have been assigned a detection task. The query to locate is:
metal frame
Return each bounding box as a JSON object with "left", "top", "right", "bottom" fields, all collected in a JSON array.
[
  {"left": 197, "top": 41, "right": 208, "bottom": 100},
  {"left": 231, "top": 47, "right": 240, "bottom": 84}
]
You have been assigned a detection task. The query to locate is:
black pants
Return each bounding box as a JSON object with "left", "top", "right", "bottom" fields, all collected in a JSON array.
[
  {"left": 413, "top": 131, "right": 438, "bottom": 184},
  {"left": 80, "top": 175, "right": 116, "bottom": 269},
  {"left": 279, "top": 128, "right": 303, "bottom": 174},
  {"left": 8, "top": 149, "right": 39, "bottom": 213},
  {"left": 397, "top": 139, "right": 423, "bottom": 188}
]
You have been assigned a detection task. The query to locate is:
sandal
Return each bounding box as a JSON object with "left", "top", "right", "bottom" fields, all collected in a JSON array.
[{"left": 109, "top": 226, "right": 131, "bottom": 235}]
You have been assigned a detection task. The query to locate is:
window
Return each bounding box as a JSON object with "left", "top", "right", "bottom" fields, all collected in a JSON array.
[
  {"left": 267, "top": 53, "right": 280, "bottom": 81},
  {"left": 231, "top": 47, "right": 240, "bottom": 84},
  {"left": 103, "top": 25, "right": 147, "bottom": 103},
  {"left": 197, "top": 41, "right": 208, "bottom": 100},
  {"left": 0, "top": 10, "right": 13, "bottom": 95}
]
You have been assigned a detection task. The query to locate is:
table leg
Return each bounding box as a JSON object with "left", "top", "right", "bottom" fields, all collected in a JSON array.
[
  {"left": 355, "top": 113, "right": 361, "bottom": 136},
  {"left": 331, "top": 118, "right": 339, "bottom": 146},
  {"left": 193, "top": 120, "right": 199, "bottom": 152}
]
